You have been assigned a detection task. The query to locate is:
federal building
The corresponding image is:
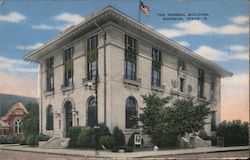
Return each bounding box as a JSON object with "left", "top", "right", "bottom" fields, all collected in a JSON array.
[{"left": 25, "top": 6, "right": 232, "bottom": 146}]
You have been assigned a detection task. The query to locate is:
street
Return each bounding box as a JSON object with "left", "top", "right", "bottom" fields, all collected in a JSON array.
[
  {"left": 153, "top": 150, "right": 249, "bottom": 159},
  {"left": 0, "top": 149, "right": 249, "bottom": 160}
]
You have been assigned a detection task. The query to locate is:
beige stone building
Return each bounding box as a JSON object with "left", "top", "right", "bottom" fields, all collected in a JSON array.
[{"left": 25, "top": 6, "right": 232, "bottom": 141}]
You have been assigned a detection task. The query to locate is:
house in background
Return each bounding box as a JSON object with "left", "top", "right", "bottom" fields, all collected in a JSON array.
[
  {"left": 25, "top": 6, "right": 232, "bottom": 147},
  {"left": 0, "top": 102, "right": 28, "bottom": 136}
]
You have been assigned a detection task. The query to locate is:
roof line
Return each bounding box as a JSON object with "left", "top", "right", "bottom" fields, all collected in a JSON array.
[{"left": 25, "top": 6, "right": 233, "bottom": 77}]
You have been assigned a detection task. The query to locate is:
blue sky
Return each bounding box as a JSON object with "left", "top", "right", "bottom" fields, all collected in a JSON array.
[{"left": 0, "top": 0, "right": 248, "bottom": 121}]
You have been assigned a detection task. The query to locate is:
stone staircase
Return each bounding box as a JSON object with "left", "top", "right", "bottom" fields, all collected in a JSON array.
[
  {"left": 194, "top": 136, "right": 211, "bottom": 147},
  {"left": 180, "top": 136, "right": 211, "bottom": 148},
  {"left": 39, "top": 136, "right": 70, "bottom": 149}
]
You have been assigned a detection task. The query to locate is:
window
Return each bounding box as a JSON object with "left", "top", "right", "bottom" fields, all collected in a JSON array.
[
  {"left": 87, "top": 35, "right": 98, "bottom": 80},
  {"left": 198, "top": 69, "right": 205, "bottom": 97},
  {"left": 46, "top": 57, "right": 54, "bottom": 91},
  {"left": 125, "top": 97, "right": 137, "bottom": 128},
  {"left": 180, "top": 78, "right": 185, "bottom": 92},
  {"left": 124, "top": 35, "right": 137, "bottom": 80},
  {"left": 64, "top": 47, "right": 74, "bottom": 87},
  {"left": 210, "top": 74, "right": 216, "bottom": 99},
  {"left": 151, "top": 48, "right": 161, "bottom": 86},
  {"left": 125, "top": 35, "right": 136, "bottom": 53},
  {"left": 211, "top": 111, "right": 216, "bottom": 131},
  {"left": 13, "top": 119, "right": 22, "bottom": 134},
  {"left": 179, "top": 60, "right": 186, "bottom": 71},
  {"left": 87, "top": 97, "right": 97, "bottom": 127},
  {"left": 65, "top": 101, "right": 73, "bottom": 136},
  {"left": 46, "top": 105, "right": 54, "bottom": 130}
]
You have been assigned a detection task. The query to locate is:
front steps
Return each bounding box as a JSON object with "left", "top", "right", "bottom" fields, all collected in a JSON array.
[
  {"left": 180, "top": 136, "right": 211, "bottom": 148},
  {"left": 39, "top": 136, "right": 70, "bottom": 149}
]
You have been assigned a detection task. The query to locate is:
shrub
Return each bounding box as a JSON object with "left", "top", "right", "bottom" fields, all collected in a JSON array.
[
  {"left": 100, "top": 135, "right": 116, "bottom": 149},
  {"left": 217, "top": 120, "right": 248, "bottom": 146},
  {"left": 211, "top": 135, "right": 217, "bottom": 146},
  {"left": 98, "top": 123, "right": 111, "bottom": 137},
  {"left": 111, "top": 146, "right": 134, "bottom": 152},
  {"left": 68, "top": 126, "right": 82, "bottom": 147},
  {"left": 199, "top": 131, "right": 210, "bottom": 140},
  {"left": 26, "top": 135, "right": 39, "bottom": 146},
  {"left": 19, "top": 135, "right": 26, "bottom": 145},
  {"left": 77, "top": 127, "right": 95, "bottom": 148},
  {"left": 0, "top": 136, "right": 19, "bottom": 144},
  {"left": 37, "top": 133, "right": 50, "bottom": 141},
  {"left": 112, "top": 126, "right": 125, "bottom": 146}
]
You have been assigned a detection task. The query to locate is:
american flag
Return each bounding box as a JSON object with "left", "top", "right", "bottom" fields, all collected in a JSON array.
[{"left": 139, "top": 1, "right": 150, "bottom": 15}]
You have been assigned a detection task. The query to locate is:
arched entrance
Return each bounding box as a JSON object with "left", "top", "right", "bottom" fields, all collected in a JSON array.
[{"left": 64, "top": 101, "right": 72, "bottom": 136}]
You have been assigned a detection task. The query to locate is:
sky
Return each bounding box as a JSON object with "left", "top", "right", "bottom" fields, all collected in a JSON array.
[{"left": 0, "top": 0, "right": 248, "bottom": 122}]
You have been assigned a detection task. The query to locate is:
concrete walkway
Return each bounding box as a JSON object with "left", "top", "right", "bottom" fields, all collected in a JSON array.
[{"left": 0, "top": 144, "right": 248, "bottom": 158}]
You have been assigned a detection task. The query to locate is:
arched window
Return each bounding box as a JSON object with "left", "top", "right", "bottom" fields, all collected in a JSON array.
[
  {"left": 13, "top": 119, "right": 22, "bottom": 134},
  {"left": 65, "top": 101, "right": 73, "bottom": 135},
  {"left": 88, "top": 97, "right": 97, "bottom": 127},
  {"left": 126, "top": 97, "right": 137, "bottom": 128},
  {"left": 46, "top": 105, "right": 54, "bottom": 130}
]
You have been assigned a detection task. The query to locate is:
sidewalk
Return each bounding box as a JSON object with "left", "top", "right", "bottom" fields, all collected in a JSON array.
[{"left": 0, "top": 144, "right": 248, "bottom": 158}]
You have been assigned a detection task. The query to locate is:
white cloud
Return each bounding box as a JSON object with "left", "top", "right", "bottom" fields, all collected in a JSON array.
[
  {"left": 230, "top": 16, "right": 249, "bottom": 24},
  {"left": 195, "top": 45, "right": 228, "bottom": 61},
  {"left": 54, "top": 12, "right": 85, "bottom": 25},
  {"left": 228, "top": 45, "right": 248, "bottom": 52},
  {"left": 17, "top": 42, "right": 44, "bottom": 50},
  {"left": 32, "top": 12, "right": 84, "bottom": 31},
  {"left": 195, "top": 45, "right": 248, "bottom": 61},
  {"left": 0, "top": 55, "right": 37, "bottom": 75},
  {"left": 177, "top": 41, "right": 190, "bottom": 47},
  {"left": 32, "top": 24, "right": 55, "bottom": 30},
  {"left": 157, "top": 20, "right": 248, "bottom": 38},
  {"left": 0, "top": 11, "right": 26, "bottom": 23}
]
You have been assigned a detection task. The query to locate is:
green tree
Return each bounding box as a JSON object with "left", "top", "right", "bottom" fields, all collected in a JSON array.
[
  {"left": 217, "top": 120, "right": 248, "bottom": 146},
  {"left": 140, "top": 93, "right": 171, "bottom": 146},
  {"left": 112, "top": 126, "right": 125, "bottom": 146},
  {"left": 22, "top": 103, "right": 39, "bottom": 137},
  {"left": 166, "top": 99, "right": 210, "bottom": 136},
  {"left": 140, "top": 94, "right": 210, "bottom": 147}
]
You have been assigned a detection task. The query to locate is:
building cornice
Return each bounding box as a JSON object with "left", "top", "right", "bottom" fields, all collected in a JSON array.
[{"left": 25, "top": 6, "right": 233, "bottom": 77}]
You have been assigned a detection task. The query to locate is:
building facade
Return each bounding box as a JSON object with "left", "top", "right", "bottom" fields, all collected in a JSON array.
[
  {"left": 25, "top": 7, "right": 232, "bottom": 140},
  {"left": 0, "top": 102, "right": 28, "bottom": 136}
]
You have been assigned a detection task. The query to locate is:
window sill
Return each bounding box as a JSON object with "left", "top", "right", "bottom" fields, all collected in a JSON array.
[
  {"left": 82, "top": 76, "right": 98, "bottom": 86},
  {"left": 61, "top": 83, "right": 74, "bottom": 92},
  {"left": 171, "top": 90, "right": 195, "bottom": 99},
  {"left": 123, "top": 77, "right": 141, "bottom": 86},
  {"left": 44, "top": 90, "right": 54, "bottom": 96},
  {"left": 151, "top": 84, "right": 165, "bottom": 92},
  {"left": 197, "top": 96, "right": 208, "bottom": 102}
]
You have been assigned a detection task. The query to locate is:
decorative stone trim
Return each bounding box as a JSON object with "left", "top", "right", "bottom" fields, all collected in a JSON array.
[
  {"left": 44, "top": 90, "right": 54, "bottom": 97},
  {"left": 123, "top": 76, "right": 141, "bottom": 86},
  {"left": 61, "top": 82, "right": 74, "bottom": 92},
  {"left": 151, "top": 84, "right": 165, "bottom": 92}
]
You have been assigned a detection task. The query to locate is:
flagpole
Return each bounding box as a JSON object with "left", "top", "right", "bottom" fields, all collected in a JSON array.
[{"left": 138, "top": 0, "right": 141, "bottom": 22}]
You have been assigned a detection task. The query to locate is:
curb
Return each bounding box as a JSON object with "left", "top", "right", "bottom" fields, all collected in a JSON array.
[{"left": 0, "top": 145, "right": 249, "bottom": 158}]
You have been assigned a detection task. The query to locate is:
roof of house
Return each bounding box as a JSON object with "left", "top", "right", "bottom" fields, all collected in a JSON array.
[
  {"left": 1, "top": 102, "right": 28, "bottom": 122},
  {"left": 0, "top": 93, "right": 37, "bottom": 117},
  {"left": 24, "top": 6, "right": 233, "bottom": 77}
]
